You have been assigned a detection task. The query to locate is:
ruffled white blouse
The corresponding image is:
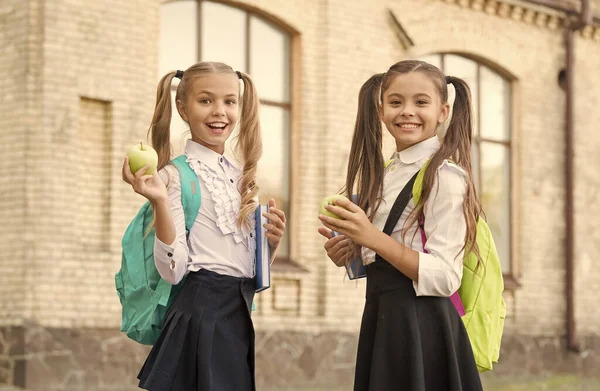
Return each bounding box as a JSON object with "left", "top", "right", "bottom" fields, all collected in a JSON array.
[{"left": 153, "top": 140, "right": 256, "bottom": 285}]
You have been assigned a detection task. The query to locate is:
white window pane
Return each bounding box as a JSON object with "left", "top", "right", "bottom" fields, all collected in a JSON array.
[
  {"left": 159, "top": 1, "right": 198, "bottom": 77},
  {"left": 249, "top": 16, "right": 290, "bottom": 103},
  {"left": 201, "top": 1, "right": 246, "bottom": 72},
  {"left": 419, "top": 54, "right": 442, "bottom": 69},
  {"left": 256, "top": 105, "right": 290, "bottom": 256},
  {"left": 444, "top": 55, "right": 479, "bottom": 137},
  {"left": 480, "top": 143, "right": 511, "bottom": 273},
  {"left": 257, "top": 105, "right": 289, "bottom": 203},
  {"left": 480, "top": 66, "right": 510, "bottom": 141},
  {"left": 471, "top": 142, "right": 480, "bottom": 192}
]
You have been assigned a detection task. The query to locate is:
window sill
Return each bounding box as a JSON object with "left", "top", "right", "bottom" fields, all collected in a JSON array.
[
  {"left": 271, "top": 256, "right": 309, "bottom": 273},
  {"left": 503, "top": 274, "right": 521, "bottom": 290}
]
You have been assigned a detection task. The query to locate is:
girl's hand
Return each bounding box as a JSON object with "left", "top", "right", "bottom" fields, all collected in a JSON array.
[
  {"left": 318, "top": 197, "right": 378, "bottom": 248},
  {"left": 317, "top": 228, "right": 355, "bottom": 267},
  {"left": 122, "top": 156, "right": 167, "bottom": 205},
  {"left": 263, "top": 198, "right": 286, "bottom": 250}
]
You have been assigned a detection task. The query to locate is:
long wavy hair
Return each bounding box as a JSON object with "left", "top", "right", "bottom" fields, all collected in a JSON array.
[{"left": 344, "top": 60, "right": 482, "bottom": 267}]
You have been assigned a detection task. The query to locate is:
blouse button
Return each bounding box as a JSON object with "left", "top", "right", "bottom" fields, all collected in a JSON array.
[
  {"left": 230, "top": 179, "right": 234, "bottom": 183},
  {"left": 220, "top": 157, "right": 223, "bottom": 163},
  {"left": 167, "top": 252, "right": 173, "bottom": 257}
]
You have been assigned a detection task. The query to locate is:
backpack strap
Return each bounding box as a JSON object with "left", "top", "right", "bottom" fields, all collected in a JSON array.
[
  {"left": 153, "top": 156, "right": 201, "bottom": 307},
  {"left": 412, "top": 159, "right": 431, "bottom": 205},
  {"left": 374, "top": 170, "right": 419, "bottom": 263},
  {"left": 155, "top": 278, "right": 173, "bottom": 306},
  {"left": 381, "top": 171, "right": 419, "bottom": 236},
  {"left": 171, "top": 155, "right": 201, "bottom": 237}
]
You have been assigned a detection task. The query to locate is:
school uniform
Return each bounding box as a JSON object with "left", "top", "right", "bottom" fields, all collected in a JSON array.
[
  {"left": 137, "top": 140, "right": 257, "bottom": 391},
  {"left": 355, "top": 136, "right": 483, "bottom": 391}
]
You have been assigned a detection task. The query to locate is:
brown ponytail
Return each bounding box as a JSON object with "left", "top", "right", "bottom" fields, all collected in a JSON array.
[
  {"left": 148, "top": 71, "right": 178, "bottom": 171},
  {"left": 344, "top": 73, "right": 386, "bottom": 220}
]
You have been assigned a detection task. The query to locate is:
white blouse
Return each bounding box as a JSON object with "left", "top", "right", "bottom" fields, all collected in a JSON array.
[
  {"left": 153, "top": 140, "right": 256, "bottom": 285},
  {"left": 361, "top": 136, "right": 468, "bottom": 297}
]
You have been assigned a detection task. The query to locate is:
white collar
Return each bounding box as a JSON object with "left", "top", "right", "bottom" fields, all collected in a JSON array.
[
  {"left": 184, "top": 139, "right": 239, "bottom": 171},
  {"left": 392, "top": 136, "right": 440, "bottom": 164}
]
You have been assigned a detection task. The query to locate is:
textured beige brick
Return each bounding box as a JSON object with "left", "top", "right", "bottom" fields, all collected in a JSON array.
[{"left": 0, "top": 0, "right": 42, "bottom": 327}]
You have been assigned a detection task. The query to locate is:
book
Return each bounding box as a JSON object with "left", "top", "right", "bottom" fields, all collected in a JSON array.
[
  {"left": 331, "top": 231, "right": 366, "bottom": 280},
  {"left": 255, "top": 204, "right": 271, "bottom": 292},
  {"left": 346, "top": 256, "right": 366, "bottom": 280}
]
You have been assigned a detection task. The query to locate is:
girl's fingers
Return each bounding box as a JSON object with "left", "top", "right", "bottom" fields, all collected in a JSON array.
[
  {"left": 333, "top": 197, "right": 360, "bottom": 213},
  {"left": 321, "top": 221, "right": 342, "bottom": 235},
  {"left": 332, "top": 249, "right": 351, "bottom": 267},
  {"left": 268, "top": 207, "right": 286, "bottom": 223},
  {"left": 324, "top": 204, "right": 354, "bottom": 220},
  {"left": 263, "top": 212, "right": 285, "bottom": 229},
  {"left": 339, "top": 252, "right": 352, "bottom": 266},
  {"left": 331, "top": 243, "right": 351, "bottom": 262},
  {"left": 318, "top": 227, "right": 334, "bottom": 239},
  {"left": 122, "top": 158, "right": 135, "bottom": 184},
  {"left": 330, "top": 238, "right": 351, "bottom": 254},
  {"left": 264, "top": 224, "right": 284, "bottom": 238},
  {"left": 323, "top": 234, "right": 346, "bottom": 251},
  {"left": 319, "top": 214, "right": 349, "bottom": 232},
  {"left": 266, "top": 233, "right": 281, "bottom": 248},
  {"left": 134, "top": 165, "right": 150, "bottom": 179}
]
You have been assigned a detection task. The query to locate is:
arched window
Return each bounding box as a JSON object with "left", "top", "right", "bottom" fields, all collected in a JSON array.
[
  {"left": 420, "top": 54, "right": 513, "bottom": 277},
  {"left": 159, "top": 0, "right": 293, "bottom": 257}
]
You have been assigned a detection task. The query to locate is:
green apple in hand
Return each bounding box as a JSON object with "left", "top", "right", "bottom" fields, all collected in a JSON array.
[
  {"left": 126, "top": 142, "right": 158, "bottom": 175},
  {"left": 319, "top": 194, "right": 350, "bottom": 219}
]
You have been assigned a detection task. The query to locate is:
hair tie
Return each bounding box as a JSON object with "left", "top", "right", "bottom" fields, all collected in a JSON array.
[
  {"left": 445, "top": 75, "right": 452, "bottom": 84},
  {"left": 236, "top": 71, "right": 242, "bottom": 80},
  {"left": 175, "top": 70, "right": 184, "bottom": 79}
]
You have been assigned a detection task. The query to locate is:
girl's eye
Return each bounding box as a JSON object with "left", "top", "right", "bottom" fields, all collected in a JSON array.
[
  {"left": 390, "top": 100, "right": 401, "bottom": 105},
  {"left": 417, "top": 100, "right": 428, "bottom": 105},
  {"left": 199, "top": 99, "right": 210, "bottom": 104},
  {"left": 226, "top": 99, "right": 236, "bottom": 105}
]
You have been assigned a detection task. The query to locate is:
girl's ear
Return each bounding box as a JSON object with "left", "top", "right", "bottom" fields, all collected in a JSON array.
[
  {"left": 176, "top": 99, "right": 188, "bottom": 122},
  {"left": 438, "top": 102, "right": 450, "bottom": 124}
]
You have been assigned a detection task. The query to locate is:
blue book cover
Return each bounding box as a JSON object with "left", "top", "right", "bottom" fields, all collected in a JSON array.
[
  {"left": 331, "top": 231, "right": 366, "bottom": 280},
  {"left": 346, "top": 257, "right": 366, "bottom": 280},
  {"left": 255, "top": 204, "right": 271, "bottom": 292}
]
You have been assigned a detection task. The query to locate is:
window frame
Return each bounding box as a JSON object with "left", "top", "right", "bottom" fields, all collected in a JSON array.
[
  {"left": 419, "top": 52, "right": 519, "bottom": 287},
  {"left": 161, "top": 0, "right": 299, "bottom": 265}
]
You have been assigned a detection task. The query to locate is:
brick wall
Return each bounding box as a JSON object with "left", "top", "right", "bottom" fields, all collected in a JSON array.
[
  {"left": 26, "top": 0, "right": 161, "bottom": 328},
  {"left": 573, "top": 34, "right": 600, "bottom": 337},
  {"left": 0, "top": 0, "right": 44, "bottom": 327},
  {"left": 0, "top": 0, "right": 25, "bottom": 327},
  {"left": 1, "top": 0, "right": 600, "bottom": 388}
]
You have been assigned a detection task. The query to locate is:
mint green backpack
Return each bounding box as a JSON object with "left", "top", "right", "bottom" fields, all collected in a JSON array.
[
  {"left": 115, "top": 155, "right": 201, "bottom": 345},
  {"left": 413, "top": 160, "right": 506, "bottom": 372}
]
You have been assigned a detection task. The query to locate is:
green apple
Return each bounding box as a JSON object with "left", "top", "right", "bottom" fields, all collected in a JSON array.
[
  {"left": 319, "top": 194, "right": 350, "bottom": 219},
  {"left": 126, "top": 142, "right": 158, "bottom": 175}
]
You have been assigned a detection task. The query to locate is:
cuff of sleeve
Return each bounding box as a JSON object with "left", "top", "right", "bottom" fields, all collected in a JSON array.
[
  {"left": 413, "top": 252, "right": 446, "bottom": 297},
  {"left": 155, "top": 236, "right": 177, "bottom": 270}
]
